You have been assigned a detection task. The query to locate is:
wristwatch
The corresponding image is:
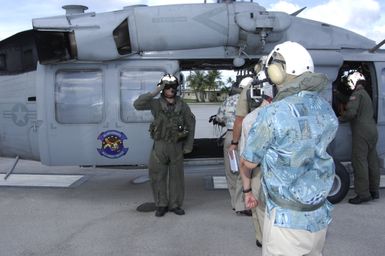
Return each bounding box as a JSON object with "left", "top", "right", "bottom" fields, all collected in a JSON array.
[
  {"left": 242, "top": 188, "right": 252, "bottom": 193},
  {"left": 231, "top": 140, "right": 239, "bottom": 145}
]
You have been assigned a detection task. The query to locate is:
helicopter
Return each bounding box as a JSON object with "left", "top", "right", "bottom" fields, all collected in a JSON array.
[{"left": 0, "top": 1, "right": 384, "bottom": 203}]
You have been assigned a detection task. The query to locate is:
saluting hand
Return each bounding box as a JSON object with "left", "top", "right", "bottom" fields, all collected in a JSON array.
[
  {"left": 156, "top": 80, "right": 166, "bottom": 90},
  {"left": 151, "top": 82, "right": 164, "bottom": 96}
]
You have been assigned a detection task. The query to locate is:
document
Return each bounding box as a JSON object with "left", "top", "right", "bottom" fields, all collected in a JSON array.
[{"left": 228, "top": 149, "right": 239, "bottom": 173}]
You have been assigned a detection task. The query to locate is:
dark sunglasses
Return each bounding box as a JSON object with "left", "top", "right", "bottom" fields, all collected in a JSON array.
[{"left": 164, "top": 84, "right": 178, "bottom": 90}]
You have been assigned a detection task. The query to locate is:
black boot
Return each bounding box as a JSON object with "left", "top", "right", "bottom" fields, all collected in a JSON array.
[
  {"left": 169, "top": 207, "right": 185, "bottom": 215},
  {"left": 348, "top": 195, "right": 371, "bottom": 204},
  {"left": 155, "top": 206, "right": 168, "bottom": 217},
  {"left": 370, "top": 191, "right": 380, "bottom": 199},
  {"left": 236, "top": 210, "right": 252, "bottom": 216},
  {"left": 256, "top": 240, "right": 262, "bottom": 248}
]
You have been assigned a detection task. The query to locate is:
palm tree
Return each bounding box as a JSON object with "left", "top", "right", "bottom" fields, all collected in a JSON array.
[
  {"left": 220, "top": 76, "right": 234, "bottom": 95},
  {"left": 206, "top": 70, "right": 222, "bottom": 102},
  {"left": 186, "top": 70, "right": 223, "bottom": 102},
  {"left": 186, "top": 71, "right": 206, "bottom": 102},
  {"left": 226, "top": 76, "right": 235, "bottom": 87}
]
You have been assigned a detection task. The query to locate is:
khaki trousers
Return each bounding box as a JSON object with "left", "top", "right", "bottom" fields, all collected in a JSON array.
[
  {"left": 262, "top": 208, "right": 327, "bottom": 256},
  {"left": 223, "top": 131, "right": 245, "bottom": 211},
  {"left": 251, "top": 168, "right": 265, "bottom": 243}
]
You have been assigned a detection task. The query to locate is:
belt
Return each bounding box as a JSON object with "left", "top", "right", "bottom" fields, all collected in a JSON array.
[{"left": 268, "top": 191, "right": 325, "bottom": 212}]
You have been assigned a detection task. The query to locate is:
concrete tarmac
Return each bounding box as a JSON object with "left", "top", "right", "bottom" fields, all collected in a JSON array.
[{"left": 0, "top": 157, "right": 384, "bottom": 256}]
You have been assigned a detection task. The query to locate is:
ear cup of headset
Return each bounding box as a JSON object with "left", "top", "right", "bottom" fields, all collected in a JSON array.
[{"left": 267, "top": 63, "right": 286, "bottom": 85}]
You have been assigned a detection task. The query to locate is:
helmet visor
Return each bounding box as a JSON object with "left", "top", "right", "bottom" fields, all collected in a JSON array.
[{"left": 164, "top": 83, "right": 178, "bottom": 90}]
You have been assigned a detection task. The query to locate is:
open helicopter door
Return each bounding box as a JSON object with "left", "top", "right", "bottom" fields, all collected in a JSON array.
[{"left": 37, "top": 60, "right": 179, "bottom": 166}]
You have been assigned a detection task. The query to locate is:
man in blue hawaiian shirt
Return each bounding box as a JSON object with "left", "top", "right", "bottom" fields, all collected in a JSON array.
[{"left": 239, "top": 41, "right": 338, "bottom": 255}]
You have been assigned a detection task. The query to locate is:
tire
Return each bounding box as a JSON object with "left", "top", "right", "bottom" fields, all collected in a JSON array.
[{"left": 327, "top": 161, "right": 350, "bottom": 204}]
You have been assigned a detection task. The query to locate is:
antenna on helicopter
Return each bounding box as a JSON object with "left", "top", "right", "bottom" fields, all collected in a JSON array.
[
  {"left": 291, "top": 7, "right": 307, "bottom": 16},
  {"left": 369, "top": 39, "right": 385, "bottom": 53}
]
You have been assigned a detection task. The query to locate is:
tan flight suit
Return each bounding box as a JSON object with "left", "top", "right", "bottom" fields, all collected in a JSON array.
[
  {"left": 236, "top": 84, "right": 265, "bottom": 243},
  {"left": 339, "top": 85, "right": 380, "bottom": 198},
  {"left": 134, "top": 93, "right": 195, "bottom": 208}
]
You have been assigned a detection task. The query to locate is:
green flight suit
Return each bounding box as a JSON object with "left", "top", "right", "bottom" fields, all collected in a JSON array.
[
  {"left": 134, "top": 92, "right": 195, "bottom": 208},
  {"left": 339, "top": 85, "right": 380, "bottom": 198}
]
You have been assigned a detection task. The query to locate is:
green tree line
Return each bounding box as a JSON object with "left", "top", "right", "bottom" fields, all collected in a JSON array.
[{"left": 185, "top": 70, "right": 234, "bottom": 102}]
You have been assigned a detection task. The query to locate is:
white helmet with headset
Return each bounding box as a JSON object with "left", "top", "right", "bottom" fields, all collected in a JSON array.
[
  {"left": 347, "top": 71, "right": 365, "bottom": 90},
  {"left": 266, "top": 41, "right": 314, "bottom": 85},
  {"left": 239, "top": 76, "right": 254, "bottom": 88},
  {"left": 158, "top": 74, "right": 179, "bottom": 98}
]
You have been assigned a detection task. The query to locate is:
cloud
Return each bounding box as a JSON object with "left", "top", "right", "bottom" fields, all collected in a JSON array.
[
  {"left": 268, "top": 1, "right": 301, "bottom": 14},
  {"left": 268, "top": 0, "right": 385, "bottom": 44},
  {"left": 304, "top": 0, "right": 380, "bottom": 29}
]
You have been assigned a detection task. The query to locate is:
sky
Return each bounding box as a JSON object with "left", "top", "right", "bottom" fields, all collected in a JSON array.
[
  {"left": 0, "top": 0, "right": 384, "bottom": 44},
  {"left": 1, "top": 0, "right": 382, "bottom": 84}
]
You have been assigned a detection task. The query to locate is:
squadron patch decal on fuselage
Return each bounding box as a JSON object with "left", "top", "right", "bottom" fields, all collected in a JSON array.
[{"left": 97, "top": 130, "right": 128, "bottom": 159}]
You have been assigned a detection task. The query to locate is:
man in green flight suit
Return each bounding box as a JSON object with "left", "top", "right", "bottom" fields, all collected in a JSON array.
[
  {"left": 134, "top": 74, "right": 196, "bottom": 216},
  {"left": 339, "top": 70, "right": 380, "bottom": 204}
]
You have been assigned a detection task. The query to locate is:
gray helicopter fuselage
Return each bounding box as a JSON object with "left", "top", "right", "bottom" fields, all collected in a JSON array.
[{"left": 0, "top": 2, "right": 384, "bottom": 170}]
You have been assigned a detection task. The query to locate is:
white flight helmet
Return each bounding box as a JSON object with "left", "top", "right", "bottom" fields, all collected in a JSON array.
[
  {"left": 159, "top": 74, "right": 179, "bottom": 98},
  {"left": 347, "top": 71, "right": 365, "bottom": 90},
  {"left": 239, "top": 76, "right": 253, "bottom": 88},
  {"left": 266, "top": 41, "right": 314, "bottom": 85},
  {"left": 160, "top": 74, "right": 179, "bottom": 87}
]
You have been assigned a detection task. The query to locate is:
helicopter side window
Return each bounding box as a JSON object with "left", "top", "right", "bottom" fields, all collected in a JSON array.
[
  {"left": 34, "top": 31, "right": 77, "bottom": 64},
  {"left": 55, "top": 70, "right": 104, "bottom": 124},
  {"left": 120, "top": 70, "right": 163, "bottom": 123},
  {"left": 113, "top": 19, "right": 131, "bottom": 55}
]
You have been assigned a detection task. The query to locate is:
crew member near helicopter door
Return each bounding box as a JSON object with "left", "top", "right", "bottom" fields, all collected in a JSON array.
[{"left": 338, "top": 71, "right": 380, "bottom": 204}]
